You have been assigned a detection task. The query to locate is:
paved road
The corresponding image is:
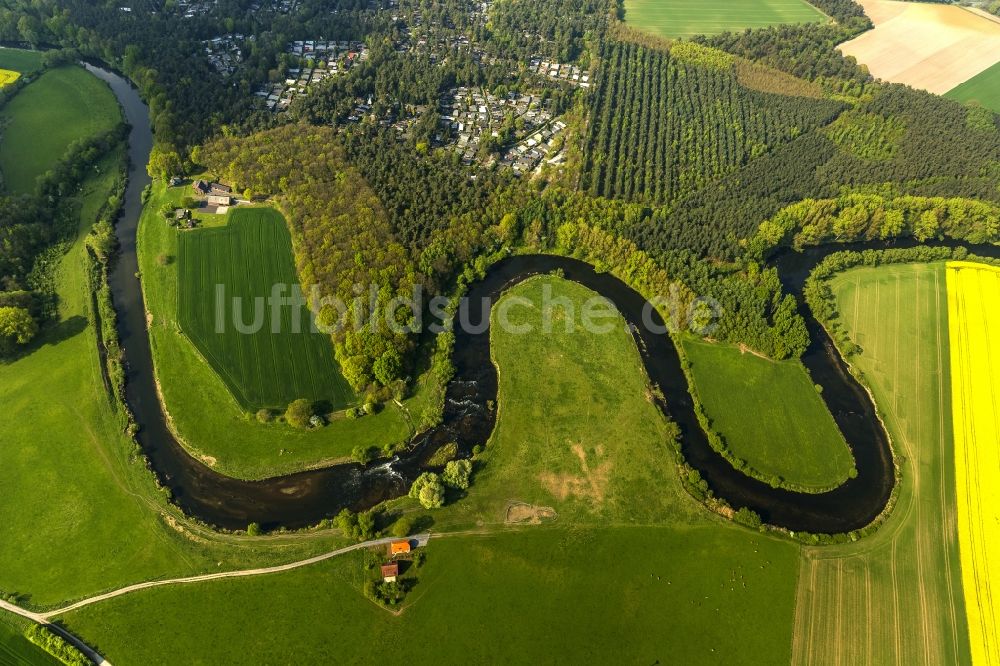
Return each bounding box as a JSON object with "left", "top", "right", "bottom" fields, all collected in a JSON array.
[{"left": 0, "top": 533, "right": 431, "bottom": 665}]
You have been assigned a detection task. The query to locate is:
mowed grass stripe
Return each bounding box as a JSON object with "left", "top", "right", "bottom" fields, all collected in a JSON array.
[
  {"left": 623, "top": 0, "right": 826, "bottom": 39},
  {"left": 947, "top": 262, "right": 1000, "bottom": 665},
  {"left": 177, "top": 208, "right": 353, "bottom": 410}
]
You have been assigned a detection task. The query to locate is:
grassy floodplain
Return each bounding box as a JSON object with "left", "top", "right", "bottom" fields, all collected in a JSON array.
[
  {"left": 140, "top": 181, "right": 434, "bottom": 478},
  {"left": 947, "top": 261, "right": 1000, "bottom": 665},
  {"left": 623, "top": 0, "right": 826, "bottom": 39},
  {"left": 682, "top": 338, "right": 854, "bottom": 491},
  {"left": 946, "top": 61, "right": 1000, "bottom": 114},
  {"left": 0, "top": 47, "right": 43, "bottom": 74},
  {"left": 177, "top": 207, "right": 353, "bottom": 410},
  {"left": 0, "top": 65, "right": 120, "bottom": 194},
  {"left": 61, "top": 276, "right": 800, "bottom": 664},
  {"left": 793, "top": 262, "right": 970, "bottom": 665}
]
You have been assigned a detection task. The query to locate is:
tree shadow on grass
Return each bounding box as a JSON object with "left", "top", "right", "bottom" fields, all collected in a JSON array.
[{"left": 0, "top": 315, "right": 88, "bottom": 364}]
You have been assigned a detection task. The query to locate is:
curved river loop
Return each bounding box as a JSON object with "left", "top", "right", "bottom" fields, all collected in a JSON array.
[{"left": 86, "top": 64, "right": 1000, "bottom": 535}]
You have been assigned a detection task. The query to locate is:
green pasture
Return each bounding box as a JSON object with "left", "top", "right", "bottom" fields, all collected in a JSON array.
[
  {"left": 61, "top": 276, "right": 800, "bottom": 664},
  {"left": 682, "top": 338, "right": 855, "bottom": 491},
  {"left": 0, "top": 47, "right": 43, "bottom": 74},
  {"left": 0, "top": 65, "right": 120, "bottom": 194}
]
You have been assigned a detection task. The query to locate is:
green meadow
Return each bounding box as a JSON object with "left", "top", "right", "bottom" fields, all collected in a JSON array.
[
  {"left": 178, "top": 207, "right": 353, "bottom": 410},
  {"left": 0, "top": 65, "right": 120, "bottom": 194},
  {"left": 623, "top": 0, "right": 827, "bottom": 39},
  {"left": 0, "top": 47, "right": 43, "bottom": 74},
  {"left": 682, "top": 338, "right": 855, "bottom": 491},
  {"left": 140, "top": 181, "right": 434, "bottom": 479},
  {"left": 60, "top": 276, "right": 800, "bottom": 664}
]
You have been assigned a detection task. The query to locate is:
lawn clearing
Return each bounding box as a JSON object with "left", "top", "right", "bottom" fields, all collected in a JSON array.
[
  {"left": 681, "top": 338, "right": 854, "bottom": 491},
  {"left": 0, "top": 47, "right": 43, "bottom": 74},
  {"left": 839, "top": 0, "right": 1000, "bottom": 95},
  {"left": 793, "top": 262, "right": 970, "bottom": 665},
  {"left": 60, "top": 275, "right": 800, "bottom": 664},
  {"left": 946, "top": 61, "right": 1000, "bottom": 115},
  {"left": 947, "top": 261, "right": 1000, "bottom": 665},
  {"left": 623, "top": 0, "right": 826, "bottom": 39},
  {"left": 177, "top": 207, "right": 353, "bottom": 410},
  {"left": 0, "top": 66, "right": 120, "bottom": 194},
  {"left": 142, "top": 181, "right": 429, "bottom": 479}
]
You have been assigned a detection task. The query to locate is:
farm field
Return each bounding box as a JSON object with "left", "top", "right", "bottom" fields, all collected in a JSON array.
[
  {"left": 0, "top": 69, "right": 18, "bottom": 88},
  {"left": 60, "top": 276, "right": 800, "bottom": 664},
  {"left": 623, "top": 0, "right": 826, "bottom": 39},
  {"left": 0, "top": 47, "right": 43, "bottom": 73},
  {"left": 793, "top": 262, "right": 970, "bottom": 665},
  {"left": 839, "top": 0, "right": 1000, "bottom": 94},
  {"left": 946, "top": 61, "right": 1000, "bottom": 114},
  {"left": 0, "top": 613, "right": 57, "bottom": 666},
  {"left": 947, "top": 261, "right": 1000, "bottom": 665},
  {"left": 177, "top": 207, "right": 353, "bottom": 410},
  {"left": 0, "top": 65, "right": 120, "bottom": 194},
  {"left": 681, "top": 338, "right": 854, "bottom": 491},
  {"left": 141, "top": 182, "right": 432, "bottom": 479}
]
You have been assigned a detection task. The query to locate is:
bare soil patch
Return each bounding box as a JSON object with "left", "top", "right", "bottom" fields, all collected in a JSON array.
[{"left": 504, "top": 502, "right": 558, "bottom": 525}]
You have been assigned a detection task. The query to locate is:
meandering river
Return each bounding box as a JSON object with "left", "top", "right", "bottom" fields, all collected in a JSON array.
[{"left": 87, "top": 63, "right": 996, "bottom": 535}]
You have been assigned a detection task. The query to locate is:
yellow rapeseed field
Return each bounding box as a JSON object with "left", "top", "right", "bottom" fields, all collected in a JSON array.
[
  {"left": 948, "top": 261, "right": 1000, "bottom": 666},
  {"left": 0, "top": 68, "right": 20, "bottom": 88}
]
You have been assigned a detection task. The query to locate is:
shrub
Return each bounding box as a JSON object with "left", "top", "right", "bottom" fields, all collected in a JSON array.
[
  {"left": 391, "top": 516, "right": 414, "bottom": 538},
  {"left": 442, "top": 459, "right": 472, "bottom": 490},
  {"left": 25, "top": 625, "right": 90, "bottom": 666},
  {"left": 284, "top": 399, "right": 314, "bottom": 429},
  {"left": 256, "top": 408, "right": 275, "bottom": 424},
  {"left": 246, "top": 522, "right": 262, "bottom": 536},
  {"left": 409, "top": 472, "right": 445, "bottom": 509}
]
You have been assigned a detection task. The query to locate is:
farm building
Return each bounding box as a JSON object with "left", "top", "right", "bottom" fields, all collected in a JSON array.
[
  {"left": 192, "top": 179, "right": 211, "bottom": 194},
  {"left": 380, "top": 563, "right": 399, "bottom": 582},
  {"left": 390, "top": 540, "right": 411, "bottom": 556},
  {"left": 174, "top": 208, "right": 191, "bottom": 221},
  {"left": 207, "top": 194, "right": 233, "bottom": 207}
]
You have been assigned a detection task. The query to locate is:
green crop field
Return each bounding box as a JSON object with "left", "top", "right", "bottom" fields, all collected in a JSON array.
[
  {"left": 60, "top": 276, "right": 800, "bottom": 664},
  {"left": 623, "top": 0, "right": 827, "bottom": 39},
  {"left": 946, "top": 61, "right": 1000, "bottom": 114},
  {"left": 177, "top": 207, "right": 353, "bottom": 410},
  {"left": 0, "top": 65, "right": 120, "bottom": 194},
  {"left": 0, "top": 47, "right": 43, "bottom": 74},
  {"left": 681, "top": 338, "right": 854, "bottom": 491},
  {"left": 0, "top": 613, "right": 57, "bottom": 666},
  {"left": 140, "top": 182, "right": 432, "bottom": 479},
  {"left": 792, "top": 262, "right": 970, "bottom": 665}
]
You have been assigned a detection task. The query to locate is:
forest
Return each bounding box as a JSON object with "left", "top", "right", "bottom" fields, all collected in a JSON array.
[{"left": 580, "top": 40, "right": 844, "bottom": 207}]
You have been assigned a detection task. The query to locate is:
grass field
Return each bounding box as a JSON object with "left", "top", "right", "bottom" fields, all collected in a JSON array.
[
  {"left": 0, "top": 69, "right": 19, "bottom": 88},
  {"left": 947, "top": 261, "right": 1000, "bottom": 665},
  {"left": 623, "top": 0, "right": 826, "bottom": 39},
  {"left": 0, "top": 47, "right": 43, "bottom": 74},
  {"left": 793, "top": 262, "right": 970, "bottom": 665},
  {"left": 60, "top": 276, "right": 800, "bottom": 664},
  {"left": 682, "top": 338, "right": 854, "bottom": 491},
  {"left": 0, "top": 66, "right": 120, "bottom": 194},
  {"left": 177, "top": 207, "right": 353, "bottom": 410},
  {"left": 141, "top": 182, "right": 432, "bottom": 478},
  {"left": 0, "top": 613, "right": 57, "bottom": 666},
  {"left": 946, "top": 61, "right": 1000, "bottom": 114}
]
